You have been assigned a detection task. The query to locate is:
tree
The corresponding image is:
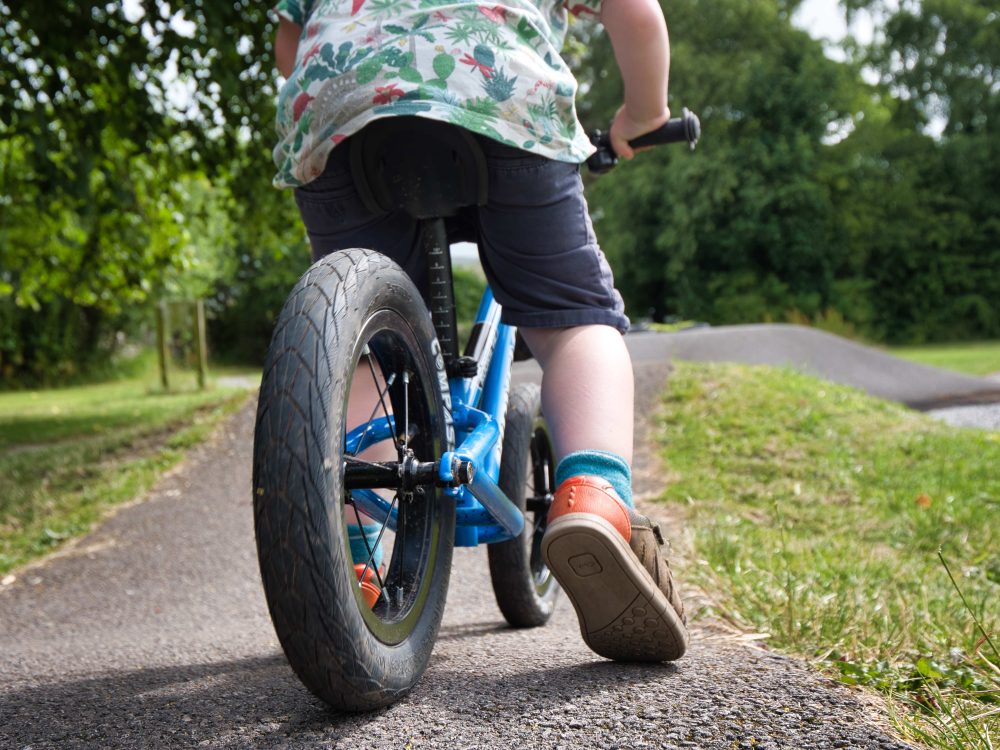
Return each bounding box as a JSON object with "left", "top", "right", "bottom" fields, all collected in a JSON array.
[
  {"left": 580, "top": 0, "right": 856, "bottom": 325},
  {"left": 837, "top": 0, "right": 1000, "bottom": 341},
  {"left": 844, "top": 0, "right": 999, "bottom": 136},
  {"left": 577, "top": 0, "right": 999, "bottom": 341},
  {"left": 0, "top": 1, "right": 298, "bottom": 381}
]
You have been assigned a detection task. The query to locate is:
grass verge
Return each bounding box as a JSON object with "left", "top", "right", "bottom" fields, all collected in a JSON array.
[
  {"left": 890, "top": 341, "right": 1000, "bottom": 377},
  {"left": 0, "top": 373, "right": 256, "bottom": 576},
  {"left": 657, "top": 362, "right": 999, "bottom": 749}
]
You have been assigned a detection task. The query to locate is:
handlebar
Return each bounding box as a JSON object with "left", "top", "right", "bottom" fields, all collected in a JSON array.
[{"left": 586, "top": 107, "right": 701, "bottom": 174}]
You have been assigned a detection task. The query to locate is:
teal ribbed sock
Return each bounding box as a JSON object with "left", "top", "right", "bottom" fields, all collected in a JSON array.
[
  {"left": 348, "top": 523, "right": 383, "bottom": 569},
  {"left": 555, "top": 450, "right": 633, "bottom": 508}
]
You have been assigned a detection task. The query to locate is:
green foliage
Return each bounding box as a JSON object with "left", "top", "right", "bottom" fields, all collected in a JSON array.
[
  {"left": 453, "top": 265, "right": 488, "bottom": 327},
  {"left": 848, "top": 0, "right": 1000, "bottom": 136},
  {"left": 1, "top": 1, "right": 278, "bottom": 192},
  {"left": 784, "top": 307, "right": 865, "bottom": 341},
  {"left": 824, "top": 112, "right": 1000, "bottom": 343},
  {"left": 206, "top": 185, "right": 309, "bottom": 365},
  {"left": 584, "top": 0, "right": 852, "bottom": 326},
  {"left": 3, "top": 0, "right": 999, "bottom": 382},
  {"left": 0, "top": 1, "right": 281, "bottom": 383},
  {"left": 657, "top": 361, "right": 1000, "bottom": 749},
  {"left": 833, "top": 0, "right": 1000, "bottom": 343},
  {"left": 0, "top": 296, "right": 135, "bottom": 385},
  {"left": 578, "top": 0, "right": 1000, "bottom": 343},
  {"left": 166, "top": 176, "right": 238, "bottom": 301}
]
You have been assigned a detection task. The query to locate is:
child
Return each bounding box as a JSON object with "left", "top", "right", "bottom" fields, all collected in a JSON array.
[{"left": 272, "top": 0, "right": 687, "bottom": 661}]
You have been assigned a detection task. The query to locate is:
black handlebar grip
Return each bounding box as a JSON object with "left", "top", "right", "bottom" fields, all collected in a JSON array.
[
  {"left": 586, "top": 108, "right": 700, "bottom": 174},
  {"left": 628, "top": 108, "right": 701, "bottom": 150}
]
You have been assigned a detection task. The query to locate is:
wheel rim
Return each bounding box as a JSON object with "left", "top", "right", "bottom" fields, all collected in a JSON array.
[
  {"left": 339, "top": 310, "right": 447, "bottom": 645},
  {"left": 526, "top": 419, "right": 556, "bottom": 596}
]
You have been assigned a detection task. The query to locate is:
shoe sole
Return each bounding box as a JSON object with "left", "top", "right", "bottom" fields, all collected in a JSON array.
[{"left": 542, "top": 514, "right": 688, "bottom": 661}]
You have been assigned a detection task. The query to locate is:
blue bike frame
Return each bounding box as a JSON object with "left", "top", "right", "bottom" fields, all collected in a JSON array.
[
  {"left": 440, "top": 287, "right": 522, "bottom": 546},
  {"left": 344, "top": 285, "right": 524, "bottom": 547}
]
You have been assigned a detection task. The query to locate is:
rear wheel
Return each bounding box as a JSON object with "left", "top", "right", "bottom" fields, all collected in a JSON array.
[
  {"left": 488, "top": 383, "right": 559, "bottom": 627},
  {"left": 253, "top": 249, "right": 455, "bottom": 711}
]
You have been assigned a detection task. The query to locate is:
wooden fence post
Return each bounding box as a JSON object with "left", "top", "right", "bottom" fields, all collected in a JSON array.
[
  {"left": 156, "top": 300, "right": 170, "bottom": 392},
  {"left": 195, "top": 299, "right": 208, "bottom": 390}
]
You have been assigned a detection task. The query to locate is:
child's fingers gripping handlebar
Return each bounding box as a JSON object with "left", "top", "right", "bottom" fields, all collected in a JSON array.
[
  {"left": 586, "top": 107, "right": 701, "bottom": 174},
  {"left": 628, "top": 108, "right": 701, "bottom": 149}
]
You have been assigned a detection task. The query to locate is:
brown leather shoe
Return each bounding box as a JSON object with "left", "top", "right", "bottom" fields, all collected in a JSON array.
[{"left": 541, "top": 476, "right": 688, "bottom": 661}]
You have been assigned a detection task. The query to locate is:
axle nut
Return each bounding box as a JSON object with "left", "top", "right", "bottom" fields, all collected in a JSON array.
[{"left": 452, "top": 458, "right": 475, "bottom": 485}]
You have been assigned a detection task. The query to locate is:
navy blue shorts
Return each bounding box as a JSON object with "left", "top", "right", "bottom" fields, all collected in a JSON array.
[{"left": 293, "top": 135, "right": 629, "bottom": 332}]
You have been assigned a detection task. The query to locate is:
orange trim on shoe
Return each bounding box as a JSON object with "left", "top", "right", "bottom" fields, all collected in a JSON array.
[
  {"left": 354, "top": 563, "right": 379, "bottom": 585},
  {"left": 547, "top": 476, "right": 631, "bottom": 542},
  {"left": 358, "top": 579, "right": 380, "bottom": 608},
  {"left": 354, "top": 563, "right": 382, "bottom": 608}
]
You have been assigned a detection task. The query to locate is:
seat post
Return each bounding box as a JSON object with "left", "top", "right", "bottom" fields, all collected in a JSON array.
[{"left": 420, "top": 218, "right": 460, "bottom": 370}]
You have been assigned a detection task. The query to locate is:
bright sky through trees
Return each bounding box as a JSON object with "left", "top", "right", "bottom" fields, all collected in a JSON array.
[{"left": 793, "top": 0, "right": 881, "bottom": 56}]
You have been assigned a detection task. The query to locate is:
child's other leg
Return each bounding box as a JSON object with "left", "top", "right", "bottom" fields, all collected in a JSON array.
[
  {"left": 518, "top": 324, "right": 633, "bottom": 463},
  {"left": 344, "top": 359, "right": 396, "bottom": 605},
  {"left": 522, "top": 324, "right": 688, "bottom": 662},
  {"left": 520, "top": 324, "right": 635, "bottom": 506}
]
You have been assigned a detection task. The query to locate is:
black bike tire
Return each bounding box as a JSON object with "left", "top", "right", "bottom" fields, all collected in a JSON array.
[
  {"left": 487, "top": 382, "right": 559, "bottom": 627},
  {"left": 252, "top": 249, "right": 455, "bottom": 711}
]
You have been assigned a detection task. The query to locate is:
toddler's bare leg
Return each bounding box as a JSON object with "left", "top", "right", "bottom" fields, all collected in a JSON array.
[
  {"left": 346, "top": 358, "right": 397, "bottom": 527},
  {"left": 529, "top": 326, "right": 688, "bottom": 661},
  {"left": 518, "top": 325, "right": 633, "bottom": 464},
  {"left": 347, "top": 357, "right": 399, "bottom": 461}
]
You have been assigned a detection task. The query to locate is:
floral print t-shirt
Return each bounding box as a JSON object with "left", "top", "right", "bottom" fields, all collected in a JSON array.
[{"left": 273, "top": 0, "right": 601, "bottom": 187}]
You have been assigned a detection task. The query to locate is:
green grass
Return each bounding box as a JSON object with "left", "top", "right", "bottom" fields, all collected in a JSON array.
[
  {"left": 890, "top": 341, "right": 1000, "bottom": 377},
  {"left": 647, "top": 321, "right": 702, "bottom": 333},
  {"left": 0, "top": 370, "right": 257, "bottom": 575},
  {"left": 657, "top": 362, "right": 999, "bottom": 749}
]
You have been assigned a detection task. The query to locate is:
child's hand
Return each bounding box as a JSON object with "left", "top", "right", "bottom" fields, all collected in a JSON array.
[
  {"left": 609, "top": 106, "right": 671, "bottom": 160},
  {"left": 600, "top": 0, "right": 670, "bottom": 160}
]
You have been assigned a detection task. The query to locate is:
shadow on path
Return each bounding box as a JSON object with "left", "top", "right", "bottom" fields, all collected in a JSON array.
[{"left": 0, "top": 636, "right": 683, "bottom": 750}]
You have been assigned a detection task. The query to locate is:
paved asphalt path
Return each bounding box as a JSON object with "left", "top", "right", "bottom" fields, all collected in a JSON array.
[
  {"left": 634, "top": 324, "right": 1000, "bottom": 409},
  {"left": 0, "top": 333, "right": 925, "bottom": 749}
]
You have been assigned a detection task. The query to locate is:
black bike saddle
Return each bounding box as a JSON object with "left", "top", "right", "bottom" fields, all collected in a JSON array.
[{"left": 349, "top": 117, "right": 489, "bottom": 220}]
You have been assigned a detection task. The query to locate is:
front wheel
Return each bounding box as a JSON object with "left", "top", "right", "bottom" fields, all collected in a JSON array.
[
  {"left": 253, "top": 249, "right": 455, "bottom": 711},
  {"left": 488, "top": 382, "right": 559, "bottom": 626}
]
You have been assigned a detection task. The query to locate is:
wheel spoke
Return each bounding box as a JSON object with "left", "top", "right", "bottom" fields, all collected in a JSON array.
[
  {"left": 340, "top": 323, "right": 444, "bottom": 632},
  {"left": 402, "top": 370, "right": 410, "bottom": 452},
  {"left": 357, "top": 493, "right": 399, "bottom": 590},
  {"left": 349, "top": 499, "right": 386, "bottom": 591},
  {"left": 363, "top": 355, "right": 400, "bottom": 452},
  {"left": 346, "top": 349, "right": 421, "bottom": 617}
]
